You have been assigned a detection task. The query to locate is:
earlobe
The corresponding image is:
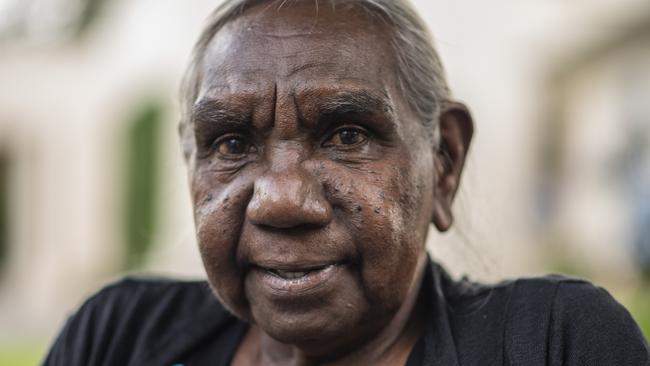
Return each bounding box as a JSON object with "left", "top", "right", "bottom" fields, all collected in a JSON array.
[
  {"left": 431, "top": 101, "right": 474, "bottom": 232},
  {"left": 432, "top": 200, "right": 453, "bottom": 232}
]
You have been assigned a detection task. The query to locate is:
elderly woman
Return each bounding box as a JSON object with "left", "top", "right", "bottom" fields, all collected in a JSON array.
[{"left": 44, "top": 0, "right": 649, "bottom": 365}]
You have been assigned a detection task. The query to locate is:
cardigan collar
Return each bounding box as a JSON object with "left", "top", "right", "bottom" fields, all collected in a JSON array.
[{"left": 419, "top": 257, "right": 461, "bottom": 365}]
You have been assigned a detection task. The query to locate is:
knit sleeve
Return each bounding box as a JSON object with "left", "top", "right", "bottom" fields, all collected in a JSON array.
[{"left": 547, "top": 281, "right": 650, "bottom": 366}]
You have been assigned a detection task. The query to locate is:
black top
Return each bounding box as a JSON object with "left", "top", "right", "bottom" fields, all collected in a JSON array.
[{"left": 43, "top": 260, "right": 650, "bottom": 366}]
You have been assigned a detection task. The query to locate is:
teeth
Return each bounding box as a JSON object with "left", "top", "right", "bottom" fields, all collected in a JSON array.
[
  {"left": 277, "top": 270, "right": 308, "bottom": 279},
  {"left": 264, "top": 264, "right": 336, "bottom": 280},
  {"left": 267, "top": 269, "right": 309, "bottom": 279}
]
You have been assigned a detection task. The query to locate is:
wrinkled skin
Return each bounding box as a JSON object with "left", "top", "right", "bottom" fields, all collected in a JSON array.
[{"left": 185, "top": 2, "right": 473, "bottom": 365}]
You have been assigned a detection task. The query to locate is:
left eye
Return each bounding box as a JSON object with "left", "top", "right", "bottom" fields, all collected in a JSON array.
[
  {"left": 324, "top": 127, "right": 368, "bottom": 147},
  {"left": 214, "top": 136, "right": 250, "bottom": 156}
]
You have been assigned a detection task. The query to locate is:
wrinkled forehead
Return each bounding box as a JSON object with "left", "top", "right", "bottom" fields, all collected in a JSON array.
[{"left": 197, "top": 2, "right": 400, "bottom": 101}]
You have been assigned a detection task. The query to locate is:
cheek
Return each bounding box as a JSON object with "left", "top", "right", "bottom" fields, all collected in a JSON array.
[
  {"left": 191, "top": 173, "right": 254, "bottom": 319},
  {"left": 325, "top": 160, "right": 429, "bottom": 308}
]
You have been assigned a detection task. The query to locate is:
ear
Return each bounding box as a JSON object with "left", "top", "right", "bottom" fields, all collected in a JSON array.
[
  {"left": 178, "top": 121, "right": 195, "bottom": 162},
  {"left": 432, "top": 101, "right": 474, "bottom": 232}
]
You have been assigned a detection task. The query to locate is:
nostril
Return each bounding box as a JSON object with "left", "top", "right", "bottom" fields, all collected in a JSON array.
[
  {"left": 247, "top": 174, "right": 333, "bottom": 229},
  {"left": 247, "top": 204, "right": 332, "bottom": 229}
]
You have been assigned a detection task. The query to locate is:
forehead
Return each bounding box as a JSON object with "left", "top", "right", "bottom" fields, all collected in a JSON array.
[{"left": 198, "top": 2, "right": 399, "bottom": 102}]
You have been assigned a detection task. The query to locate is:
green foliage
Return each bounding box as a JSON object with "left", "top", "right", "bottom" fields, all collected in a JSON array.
[
  {"left": 75, "top": 0, "right": 109, "bottom": 38},
  {"left": 123, "top": 102, "right": 164, "bottom": 270}
]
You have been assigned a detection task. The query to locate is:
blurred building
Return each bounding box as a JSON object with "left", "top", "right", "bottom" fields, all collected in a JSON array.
[
  {"left": 0, "top": 0, "right": 648, "bottom": 354},
  {"left": 0, "top": 0, "right": 215, "bottom": 345},
  {"left": 537, "top": 11, "right": 650, "bottom": 282}
]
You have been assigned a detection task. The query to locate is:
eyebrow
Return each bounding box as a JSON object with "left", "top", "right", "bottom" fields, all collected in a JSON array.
[
  {"left": 190, "top": 91, "right": 395, "bottom": 130},
  {"left": 318, "top": 91, "right": 394, "bottom": 117},
  {"left": 191, "top": 99, "right": 251, "bottom": 127}
]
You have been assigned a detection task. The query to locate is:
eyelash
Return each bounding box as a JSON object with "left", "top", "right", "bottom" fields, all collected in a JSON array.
[
  {"left": 322, "top": 125, "right": 370, "bottom": 149},
  {"left": 205, "top": 124, "right": 371, "bottom": 160},
  {"left": 211, "top": 133, "right": 256, "bottom": 158}
]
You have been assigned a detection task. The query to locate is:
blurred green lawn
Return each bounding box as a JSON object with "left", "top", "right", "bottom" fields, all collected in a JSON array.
[
  {"left": 628, "top": 289, "right": 650, "bottom": 342},
  {"left": 0, "top": 341, "right": 47, "bottom": 366}
]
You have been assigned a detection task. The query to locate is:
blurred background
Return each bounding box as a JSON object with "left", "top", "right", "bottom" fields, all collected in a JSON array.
[{"left": 0, "top": 0, "right": 648, "bottom": 364}]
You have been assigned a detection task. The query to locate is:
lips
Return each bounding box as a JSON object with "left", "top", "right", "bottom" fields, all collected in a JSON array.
[
  {"left": 264, "top": 264, "right": 336, "bottom": 280},
  {"left": 249, "top": 261, "right": 343, "bottom": 295}
]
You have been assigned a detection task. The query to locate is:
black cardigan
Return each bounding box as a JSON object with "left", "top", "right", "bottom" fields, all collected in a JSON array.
[{"left": 43, "top": 259, "right": 650, "bottom": 365}]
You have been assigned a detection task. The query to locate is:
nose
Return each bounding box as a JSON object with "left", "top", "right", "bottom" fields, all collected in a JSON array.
[{"left": 247, "top": 167, "right": 332, "bottom": 229}]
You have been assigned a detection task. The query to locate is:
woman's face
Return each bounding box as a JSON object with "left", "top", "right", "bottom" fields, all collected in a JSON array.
[{"left": 186, "top": 2, "right": 469, "bottom": 356}]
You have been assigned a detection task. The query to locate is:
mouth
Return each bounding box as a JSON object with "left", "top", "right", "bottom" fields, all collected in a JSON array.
[
  {"left": 263, "top": 263, "right": 336, "bottom": 280},
  {"left": 249, "top": 261, "right": 344, "bottom": 295}
]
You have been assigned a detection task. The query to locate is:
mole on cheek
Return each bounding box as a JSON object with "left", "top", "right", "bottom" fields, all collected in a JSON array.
[{"left": 203, "top": 194, "right": 214, "bottom": 205}]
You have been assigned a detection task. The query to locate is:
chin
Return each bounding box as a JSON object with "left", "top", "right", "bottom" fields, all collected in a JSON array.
[
  {"left": 257, "top": 294, "right": 402, "bottom": 359},
  {"left": 265, "top": 316, "right": 345, "bottom": 344},
  {"left": 261, "top": 310, "right": 381, "bottom": 357}
]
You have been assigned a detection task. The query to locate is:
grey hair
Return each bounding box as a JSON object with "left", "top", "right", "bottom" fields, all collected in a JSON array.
[{"left": 179, "top": 0, "right": 450, "bottom": 156}]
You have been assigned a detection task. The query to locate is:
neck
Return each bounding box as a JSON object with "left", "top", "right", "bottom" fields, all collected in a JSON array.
[{"left": 236, "top": 253, "right": 428, "bottom": 366}]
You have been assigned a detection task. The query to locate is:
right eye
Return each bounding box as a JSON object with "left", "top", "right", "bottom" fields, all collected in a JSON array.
[{"left": 213, "top": 135, "right": 252, "bottom": 157}]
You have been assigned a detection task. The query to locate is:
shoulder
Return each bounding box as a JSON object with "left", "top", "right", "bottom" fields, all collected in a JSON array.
[
  {"left": 509, "top": 275, "right": 650, "bottom": 365},
  {"left": 70, "top": 276, "right": 221, "bottom": 332},
  {"left": 437, "top": 267, "right": 649, "bottom": 365},
  {"left": 549, "top": 279, "right": 650, "bottom": 365},
  {"left": 43, "top": 276, "right": 231, "bottom": 366},
  {"left": 80, "top": 275, "right": 217, "bottom": 316},
  {"left": 510, "top": 274, "right": 641, "bottom": 334}
]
